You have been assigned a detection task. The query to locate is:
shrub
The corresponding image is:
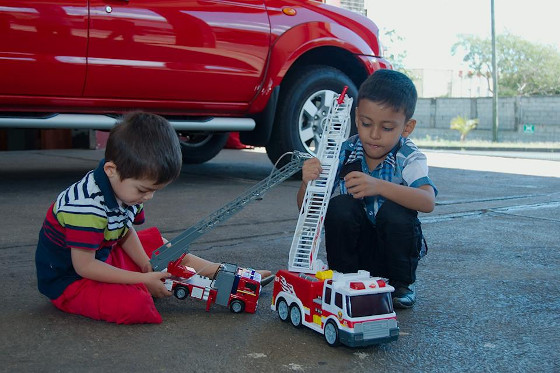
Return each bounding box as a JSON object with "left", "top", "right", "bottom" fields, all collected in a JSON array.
[{"left": 450, "top": 115, "right": 479, "bottom": 142}]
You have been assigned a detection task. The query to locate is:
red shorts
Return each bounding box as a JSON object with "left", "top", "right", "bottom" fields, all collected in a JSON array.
[{"left": 52, "top": 227, "right": 165, "bottom": 324}]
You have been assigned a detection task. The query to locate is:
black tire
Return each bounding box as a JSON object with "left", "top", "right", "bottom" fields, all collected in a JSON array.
[
  {"left": 174, "top": 286, "right": 189, "bottom": 300},
  {"left": 178, "top": 132, "right": 229, "bottom": 164},
  {"left": 229, "top": 299, "right": 245, "bottom": 313},
  {"left": 324, "top": 320, "right": 341, "bottom": 347},
  {"left": 289, "top": 304, "right": 303, "bottom": 328},
  {"left": 266, "top": 66, "right": 358, "bottom": 167}
]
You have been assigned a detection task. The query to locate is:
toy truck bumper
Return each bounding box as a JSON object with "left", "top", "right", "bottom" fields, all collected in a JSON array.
[{"left": 339, "top": 326, "right": 399, "bottom": 348}]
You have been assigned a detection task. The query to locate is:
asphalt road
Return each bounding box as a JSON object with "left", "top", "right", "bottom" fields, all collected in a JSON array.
[{"left": 1, "top": 148, "right": 559, "bottom": 373}]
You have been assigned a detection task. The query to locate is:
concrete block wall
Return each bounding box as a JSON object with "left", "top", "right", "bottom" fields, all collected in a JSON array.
[{"left": 412, "top": 96, "right": 560, "bottom": 142}]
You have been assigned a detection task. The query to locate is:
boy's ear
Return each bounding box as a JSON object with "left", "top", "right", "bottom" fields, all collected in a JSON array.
[
  {"left": 401, "top": 119, "right": 417, "bottom": 138},
  {"left": 103, "top": 161, "right": 118, "bottom": 178}
]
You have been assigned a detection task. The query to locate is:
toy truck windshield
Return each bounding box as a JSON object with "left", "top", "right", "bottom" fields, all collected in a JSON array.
[{"left": 346, "top": 293, "right": 394, "bottom": 318}]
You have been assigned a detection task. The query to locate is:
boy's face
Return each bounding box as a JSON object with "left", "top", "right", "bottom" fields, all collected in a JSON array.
[
  {"left": 104, "top": 162, "right": 169, "bottom": 206},
  {"left": 355, "top": 99, "right": 416, "bottom": 167}
]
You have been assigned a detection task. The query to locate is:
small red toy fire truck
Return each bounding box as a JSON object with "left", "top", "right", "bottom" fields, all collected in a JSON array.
[
  {"left": 271, "top": 269, "right": 399, "bottom": 347},
  {"left": 148, "top": 151, "right": 312, "bottom": 314},
  {"left": 164, "top": 253, "right": 262, "bottom": 313}
]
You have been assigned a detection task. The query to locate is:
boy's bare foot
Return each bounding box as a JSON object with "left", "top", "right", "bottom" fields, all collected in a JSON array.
[{"left": 257, "top": 269, "right": 272, "bottom": 278}]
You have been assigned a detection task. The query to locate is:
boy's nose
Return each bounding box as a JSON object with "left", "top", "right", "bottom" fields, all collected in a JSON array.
[
  {"left": 144, "top": 191, "right": 155, "bottom": 201},
  {"left": 370, "top": 126, "right": 382, "bottom": 139}
]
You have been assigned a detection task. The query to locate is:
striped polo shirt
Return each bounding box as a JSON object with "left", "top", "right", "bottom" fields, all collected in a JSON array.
[
  {"left": 332, "top": 135, "right": 437, "bottom": 224},
  {"left": 35, "top": 159, "right": 145, "bottom": 299}
]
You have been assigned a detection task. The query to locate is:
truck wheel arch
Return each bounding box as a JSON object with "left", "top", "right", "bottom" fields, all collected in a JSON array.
[{"left": 265, "top": 64, "right": 358, "bottom": 166}]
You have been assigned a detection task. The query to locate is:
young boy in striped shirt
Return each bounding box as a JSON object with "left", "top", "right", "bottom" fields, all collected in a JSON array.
[
  {"left": 298, "top": 70, "right": 437, "bottom": 309},
  {"left": 35, "top": 112, "right": 270, "bottom": 324}
]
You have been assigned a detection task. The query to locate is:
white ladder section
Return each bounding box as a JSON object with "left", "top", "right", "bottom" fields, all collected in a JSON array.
[{"left": 288, "top": 91, "right": 353, "bottom": 273}]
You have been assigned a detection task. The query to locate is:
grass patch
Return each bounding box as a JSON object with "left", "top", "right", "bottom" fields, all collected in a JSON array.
[{"left": 410, "top": 136, "right": 560, "bottom": 150}]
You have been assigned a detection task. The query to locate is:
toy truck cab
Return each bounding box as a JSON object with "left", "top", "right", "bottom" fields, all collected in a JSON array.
[
  {"left": 272, "top": 269, "right": 399, "bottom": 347},
  {"left": 213, "top": 264, "right": 262, "bottom": 314}
]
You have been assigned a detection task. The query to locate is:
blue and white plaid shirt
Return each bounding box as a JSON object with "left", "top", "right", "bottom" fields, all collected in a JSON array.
[{"left": 332, "top": 135, "right": 438, "bottom": 224}]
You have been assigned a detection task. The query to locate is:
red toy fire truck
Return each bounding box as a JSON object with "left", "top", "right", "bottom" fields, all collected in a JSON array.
[
  {"left": 164, "top": 253, "right": 262, "bottom": 313},
  {"left": 271, "top": 89, "right": 399, "bottom": 347},
  {"left": 271, "top": 269, "right": 399, "bottom": 347}
]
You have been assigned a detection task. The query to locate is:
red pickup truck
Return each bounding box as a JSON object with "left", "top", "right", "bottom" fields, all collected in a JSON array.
[{"left": 0, "top": 1, "right": 390, "bottom": 164}]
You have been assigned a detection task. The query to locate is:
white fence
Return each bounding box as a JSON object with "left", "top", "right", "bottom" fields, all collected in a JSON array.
[{"left": 412, "top": 96, "right": 560, "bottom": 142}]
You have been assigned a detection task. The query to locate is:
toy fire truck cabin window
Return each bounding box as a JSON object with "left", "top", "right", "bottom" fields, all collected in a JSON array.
[
  {"left": 335, "top": 292, "right": 343, "bottom": 309},
  {"left": 324, "top": 287, "right": 332, "bottom": 304},
  {"left": 346, "top": 293, "right": 394, "bottom": 318},
  {"left": 245, "top": 282, "right": 257, "bottom": 293}
]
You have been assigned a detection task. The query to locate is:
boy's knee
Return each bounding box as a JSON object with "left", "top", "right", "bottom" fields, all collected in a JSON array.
[
  {"left": 100, "top": 284, "right": 162, "bottom": 324},
  {"left": 326, "top": 195, "right": 363, "bottom": 224},
  {"left": 376, "top": 200, "right": 418, "bottom": 226}
]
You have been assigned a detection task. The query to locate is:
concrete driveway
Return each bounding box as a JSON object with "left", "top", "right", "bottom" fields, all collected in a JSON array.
[{"left": 1, "top": 148, "right": 558, "bottom": 372}]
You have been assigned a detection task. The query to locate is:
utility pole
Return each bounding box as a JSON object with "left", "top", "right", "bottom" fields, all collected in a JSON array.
[{"left": 491, "top": 0, "right": 499, "bottom": 142}]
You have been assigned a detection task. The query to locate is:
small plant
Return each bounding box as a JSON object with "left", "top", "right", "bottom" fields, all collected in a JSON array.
[{"left": 450, "top": 115, "right": 479, "bottom": 142}]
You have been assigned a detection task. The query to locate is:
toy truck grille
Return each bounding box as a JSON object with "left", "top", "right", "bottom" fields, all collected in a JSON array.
[{"left": 359, "top": 319, "right": 399, "bottom": 340}]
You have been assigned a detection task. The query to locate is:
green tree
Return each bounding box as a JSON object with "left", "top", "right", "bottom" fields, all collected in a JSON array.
[
  {"left": 452, "top": 33, "right": 560, "bottom": 96},
  {"left": 382, "top": 29, "right": 416, "bottom": 80}
]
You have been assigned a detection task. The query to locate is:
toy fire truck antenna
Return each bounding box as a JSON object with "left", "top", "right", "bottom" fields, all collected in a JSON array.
[{"left": 288, "top": 88, "right": 352, "bottom": 273}]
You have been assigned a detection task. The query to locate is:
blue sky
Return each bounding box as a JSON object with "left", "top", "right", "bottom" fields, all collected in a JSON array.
[{"left": 365, "top": 0, "right": 560, "bottom": 70}]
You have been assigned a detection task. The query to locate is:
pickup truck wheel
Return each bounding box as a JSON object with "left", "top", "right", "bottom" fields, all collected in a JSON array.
[
  {"left": 174, "top": 286, "right": 189, "bottom": 300},
  {"left": 289, "top": 305, "right": 303, "bottom": 328},
  {"left": 324, "top": 320, "right": 341, "bottom": 347},
  {"left": 178, "top": 132, "right": 229, "bottom": 164},
  {"left": 266, "top": 66, "right": 357, "bottom": 166},
  {"left": 230, "top": 299, "right": 245, "bottom": 313}
]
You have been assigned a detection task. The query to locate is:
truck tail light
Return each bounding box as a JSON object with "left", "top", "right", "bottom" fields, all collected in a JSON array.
[{"left": 377, "top": 279, "right": 386, "bottom": 287}]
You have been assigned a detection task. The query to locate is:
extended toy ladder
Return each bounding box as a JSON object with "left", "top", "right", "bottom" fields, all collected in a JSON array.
[
  {"left": 150, "top": 151, "right": 312, "bottom": 271},
  {"left": 288, "top": 89, "right": 353, "bottom": 273}
]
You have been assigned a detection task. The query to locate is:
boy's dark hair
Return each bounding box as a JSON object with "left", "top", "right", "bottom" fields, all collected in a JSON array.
[
  {"left": 358, "top": 69, "right": 418, "bottom": 121},
  {"left": 105, "top": 112, "right": 182, "bottom": 184}
]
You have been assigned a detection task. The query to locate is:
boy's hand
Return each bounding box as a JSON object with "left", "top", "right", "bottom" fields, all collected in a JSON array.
[
  {"left": 141, "top": 261, "right": 153, "bottom": 273},
  {"left": 344, "top": 171, "right": 380, "bottom": 199},
  {"left": 302, "top": 158, "right": 322, "bottom": 184},
  {"left": 143, "top": 271, "right": 172, "bottom": 298}
]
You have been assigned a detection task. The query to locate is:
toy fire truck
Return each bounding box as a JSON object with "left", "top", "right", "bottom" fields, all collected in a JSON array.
[
  {"left": 149, "top": 148, "right": 311, "bottom": 313},
  {"left": 272, "top": 269, "right": 399, "bottom": 347},
  {"left": 271, "top": 88, "right": 400, "bottom": 346},
  {"left": 163, "top": 253, "right": 261, "bottom": 313}
]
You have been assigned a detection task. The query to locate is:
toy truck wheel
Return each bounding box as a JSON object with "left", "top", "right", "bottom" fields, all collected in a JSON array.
[
  {"left": 324, "top": 320, "right": 341, "bottom": 347},
  {"left": 174, "top": 286, "right": 189, "bottom": 300},
  {"left": 229, "top": 299, "right": 245, "bottom": 313},
  {"left": 277, "top": 299, "right": 289, "bottom": 322},
  {"left": 289, "top": 305, "right": 302, "bottom": 328}
]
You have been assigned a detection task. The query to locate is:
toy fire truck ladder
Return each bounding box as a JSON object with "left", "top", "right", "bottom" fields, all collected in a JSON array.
[
  {"left": 288, "top": 89, "right": 352, "bottom": 274},
  {"left": 150, "top": 150, "right": 312, "bottom": 271}
]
